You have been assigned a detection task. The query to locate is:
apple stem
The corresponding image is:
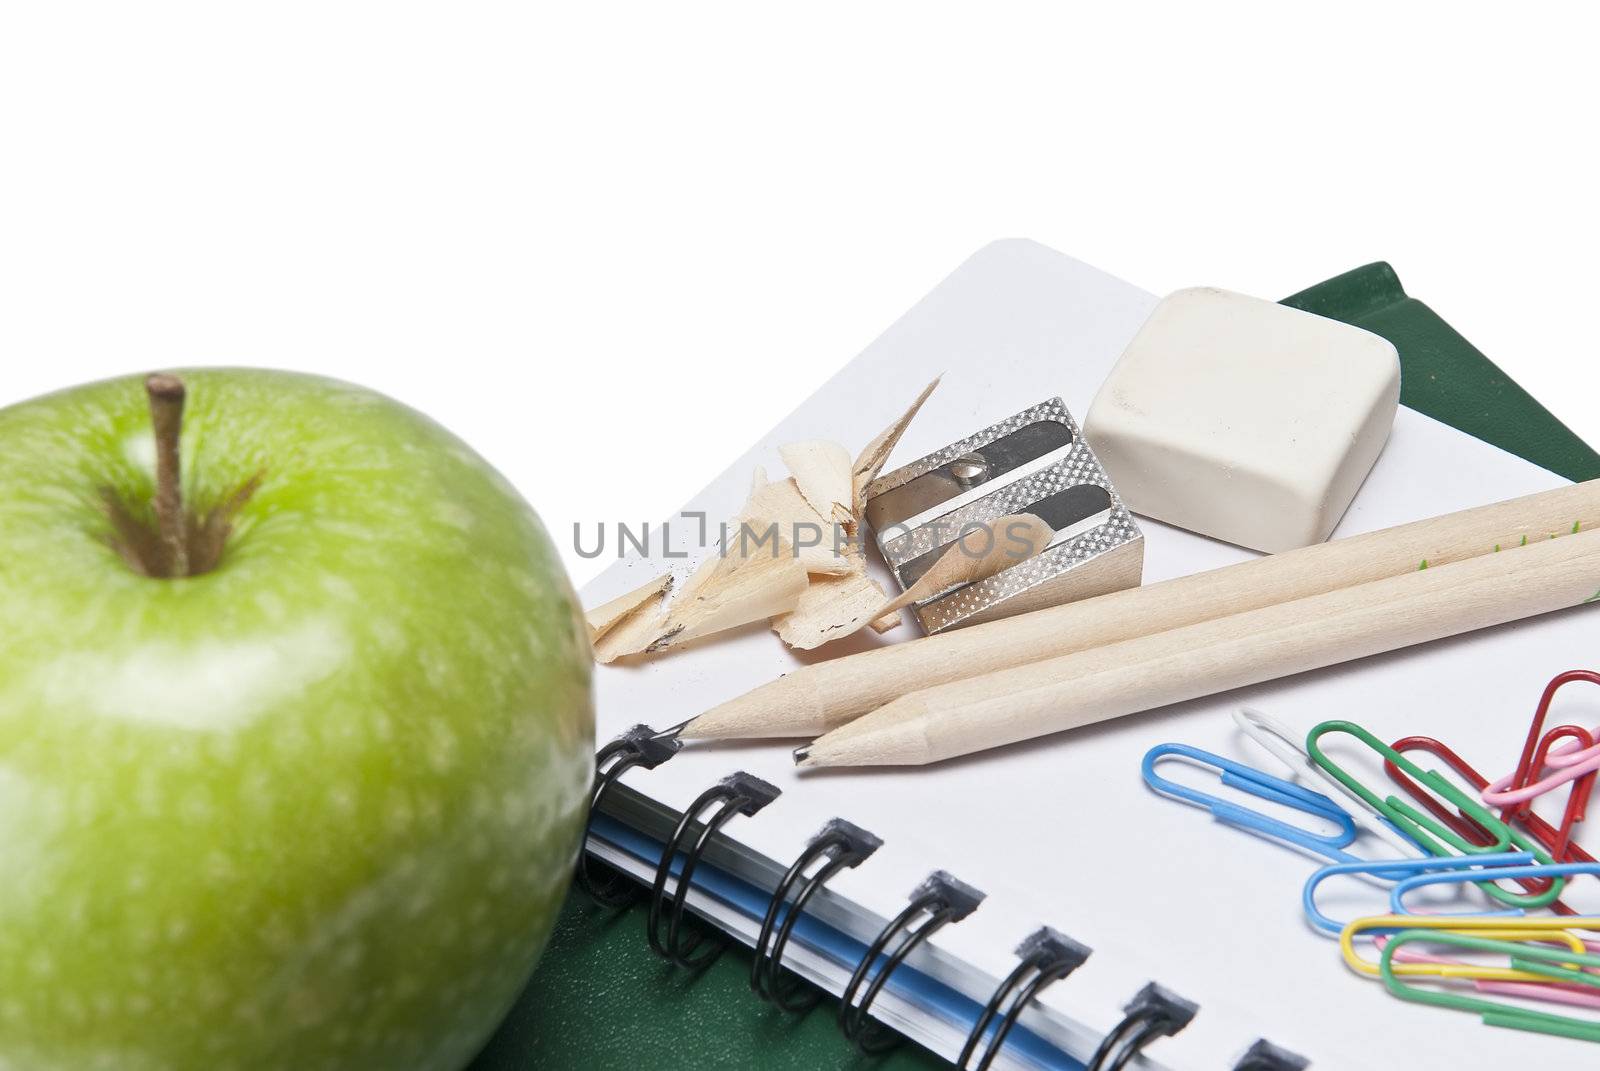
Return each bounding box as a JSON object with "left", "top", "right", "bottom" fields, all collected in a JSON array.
[{"left": 146, "top": 373, "right": 190, "bottom": 578}]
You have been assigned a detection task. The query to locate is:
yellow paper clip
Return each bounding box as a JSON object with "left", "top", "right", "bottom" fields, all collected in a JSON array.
[{"left": 1342, "top": 914, "right": 1600, "bottom": 982}]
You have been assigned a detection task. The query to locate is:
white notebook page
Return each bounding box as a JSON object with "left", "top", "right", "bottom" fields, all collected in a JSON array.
[{"left": 581, "top": 240, "right": 1597, "bottom": 1070}]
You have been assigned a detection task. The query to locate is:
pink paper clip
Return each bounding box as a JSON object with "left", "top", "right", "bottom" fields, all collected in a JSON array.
[
  {"left": 1482, "top": 724, "right": 1600, "bottom": 808},
  {"left": 1376, "top": 934, "right": 1600, "bottom": 1011},
  {"left": 1482, "top": 671, "right": 1600, "bottom": 825}
]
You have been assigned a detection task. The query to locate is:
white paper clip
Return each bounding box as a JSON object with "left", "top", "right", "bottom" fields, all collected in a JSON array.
[{"left": 1233, "top": 707, "right": 1422, "bottom": 860}]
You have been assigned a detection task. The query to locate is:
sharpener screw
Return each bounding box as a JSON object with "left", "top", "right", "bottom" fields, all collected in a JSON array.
[{"left": 950, "top": 454, "right": 989, "bottom": 487}]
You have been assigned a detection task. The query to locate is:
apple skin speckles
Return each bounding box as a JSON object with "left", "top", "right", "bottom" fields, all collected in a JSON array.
[
  {"left": 28, "top": 617, "right": 350, "bottom": 732},
  {"left": 0, "top": 369, "right": 594, "bottom": 1071}
]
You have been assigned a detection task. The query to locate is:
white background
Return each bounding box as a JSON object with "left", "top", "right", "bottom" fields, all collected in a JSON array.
[{"left": 3, "top": 3, "right": 1596, "bottom": 589}]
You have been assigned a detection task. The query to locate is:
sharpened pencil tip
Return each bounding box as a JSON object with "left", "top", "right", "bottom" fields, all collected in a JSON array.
[{"left": 791, "top": 744, "right": 812, "bottom": 765}]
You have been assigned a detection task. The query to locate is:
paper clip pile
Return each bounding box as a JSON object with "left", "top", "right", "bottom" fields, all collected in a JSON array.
[{"left": 1143, "top": 670, "right": 1600, "bottom": 1042}]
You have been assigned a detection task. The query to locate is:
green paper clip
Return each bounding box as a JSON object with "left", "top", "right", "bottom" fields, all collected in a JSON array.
[
  {"left": 1381, "top": 931, "right": 1600, "bottom": 1043},
  {"left": 1305, "top": 720, "right": 1565, "bottom": 909}
]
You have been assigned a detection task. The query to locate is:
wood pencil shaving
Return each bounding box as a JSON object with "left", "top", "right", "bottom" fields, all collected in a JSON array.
[
  {"left": 779, "top": 439, "right": 855, "bottom": 528},
  {"left": 739, "top": 476, "right": 853, "bottom": 576},
  {"left": 852, "top": 376, "right": 941, "bottom": 518},
  {"left": 868, "top": 605, "right": 902, "bottom": 634},
  {"left": 771, "top": 551, "right": 900, "bottom": 650},
  {"left": 648, "top": 541, "right": 809, "bottom": 653},
  {"left": 591, "top": 585, "right": 673, "bottom": 664},
  {"left": 672, "top": 543, "right": 723, "bottom": 609},
  {"left": 585, "top": 572, "right": 673, "bottom": 644},
  {"left": 871, "top": 514, "right": 1055, "bottom": 620}
]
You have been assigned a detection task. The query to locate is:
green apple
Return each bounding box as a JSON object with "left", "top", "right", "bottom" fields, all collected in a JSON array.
[{"left": 0, "top": 369, "right": 593, "bottom": 1070}]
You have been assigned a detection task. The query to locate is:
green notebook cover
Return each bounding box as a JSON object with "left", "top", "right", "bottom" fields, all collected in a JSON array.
[
  {"left": 1284, "top": 263, "right": 1600, "bottom": 483},
  {"left": 472, "top": 263, "right": 1598, "bottom": 1071}
]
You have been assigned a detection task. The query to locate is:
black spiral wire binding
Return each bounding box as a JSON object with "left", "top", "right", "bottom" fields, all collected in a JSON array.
[
  {"left": 1233, "top": 1039, "right": 1309, "bottom": 1071},
  {"left": 837, "top": 871, "right": 986, "bottom": 1054},
  {"left": 957, "top": 927, "right": 1091, "bottom": 1071},
  {"left": 646, "top": 771, "right": 782, "bottom": 969},
  {"left": 750, "top": 819, "right": 883, "bottom": 1011},
  {"left": 1085, "top": 984, "right": 1198, "bottom": 1071},
  {"left": 576, "top": 724, "right": 683, "bottom": 905}
]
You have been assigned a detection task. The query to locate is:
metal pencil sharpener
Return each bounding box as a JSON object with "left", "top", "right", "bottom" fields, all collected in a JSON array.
[{"left": 861, "top": 397, "right": 1144, "bottom": 634}]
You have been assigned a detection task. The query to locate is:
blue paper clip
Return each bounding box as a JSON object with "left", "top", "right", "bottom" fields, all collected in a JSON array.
[
  {"left": 1302, "top": 853, "right": 1535, "bottom": 935},
  {"left": 1142, "top": 743, "right": 1359, "bottom": 862},
  {"left": 1390, "top": 861, "right": 1600, "bottom": 915}
]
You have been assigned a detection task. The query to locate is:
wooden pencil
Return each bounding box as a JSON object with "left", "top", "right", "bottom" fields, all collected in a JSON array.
[
  {"left": 794, "top": 525, "right": 1600, "bottom": 767},
  {"left": 682, "top": 479, "right": 1600, "bottom": 739}
]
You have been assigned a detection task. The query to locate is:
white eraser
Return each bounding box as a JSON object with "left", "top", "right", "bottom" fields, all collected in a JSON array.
[{"left": 1084, "top": 287, "right": 1400, "bottom": 553}]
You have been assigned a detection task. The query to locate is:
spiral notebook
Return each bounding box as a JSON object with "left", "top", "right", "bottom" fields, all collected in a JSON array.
[{"left": 578, "top": 240, "right": 1598, "bottom": 1070}]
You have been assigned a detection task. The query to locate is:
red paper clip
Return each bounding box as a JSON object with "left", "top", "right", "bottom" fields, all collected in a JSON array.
[
  {"left": 1382, "top": 670, "right": 1600, "bottom": 913},
  {"left": 1385, "top": 736, "right": 1594, "bottom": 912}
]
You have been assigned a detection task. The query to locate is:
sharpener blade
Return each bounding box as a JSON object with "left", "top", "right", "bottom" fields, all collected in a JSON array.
[{"left": 862, "top": 398, "right": 1144, "bottom": 634}]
